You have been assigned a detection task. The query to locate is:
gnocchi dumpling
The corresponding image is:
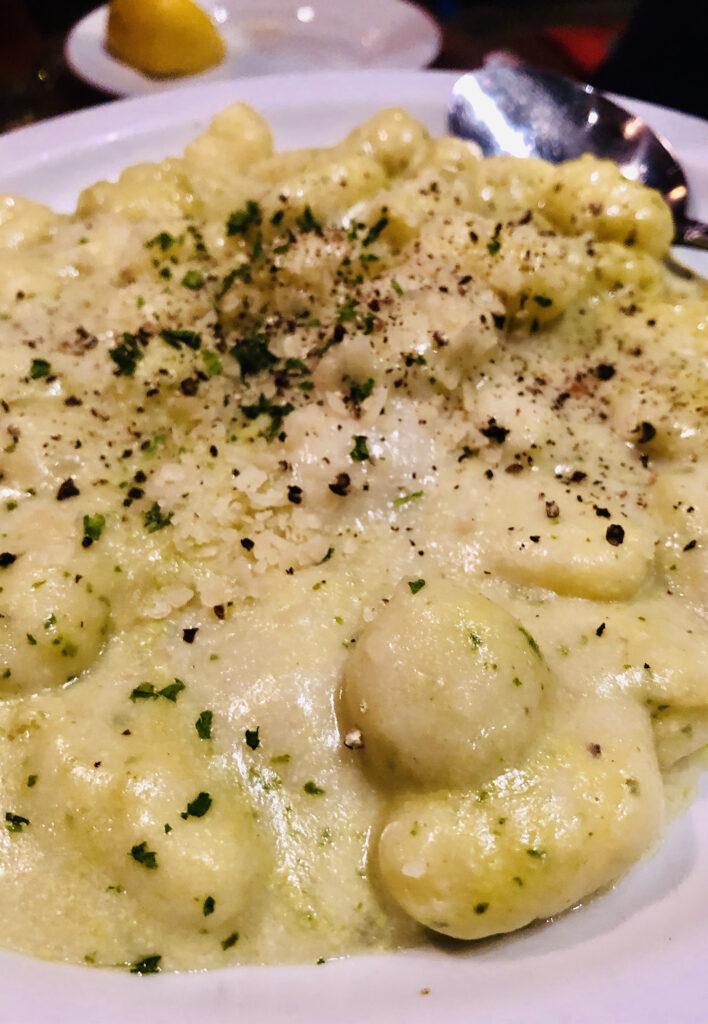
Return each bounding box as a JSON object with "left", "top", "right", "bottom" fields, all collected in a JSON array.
[
  {"left": 378, "top": 692, "right": 663, "bottom": 939},
  {"left": 341, "top": 578, "right": 551, "bottom": 789}
]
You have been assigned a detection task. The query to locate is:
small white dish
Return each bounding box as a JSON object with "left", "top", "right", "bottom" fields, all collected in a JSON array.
[{"left": 64, "top": 0, "right": 442, "bottom": 96}]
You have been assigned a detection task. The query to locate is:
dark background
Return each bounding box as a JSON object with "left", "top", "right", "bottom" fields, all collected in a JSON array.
[{"left": 1, "top": 0, "right": 705, "bottom": 133}]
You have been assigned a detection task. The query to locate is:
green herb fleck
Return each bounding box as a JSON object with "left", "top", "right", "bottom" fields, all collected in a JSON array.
[
  {"left": 130, "top": 841, "right": 158, "bottom": 869},
  {"left": 295, "top": 206, "right": 322, "bottom": 234},
  {"left": 195, "top": 710, "right": 213, "bottom": 740},
  {"left": 391, "top": 280, "right": 404, "bottom": 297},
  {"left": 221, "top": 932, "right": 239, "bottom": 950},
  {"left": 487, "top": 238, "right": 501, "bottom": 256},
  {"left": 160, "top": 328, "right": 201, "bottom": 351},
  {"left": 350, "top": 435, "right": 370, "bottom": 463},
  {"left": 533, "top": 294, "right": 553, "bottom": 307},
  {"left": 5, "top": 812, "right": 29, "bottom": 833},
  {"left": 336, "top": 297, "right": 358, "bottom": 323},
  {"left": 144, "top": 502, "right": 174, "bottom": 532},
  {"left": 526, "top": 847, "right": 546, "bottom": 859},
  {"left": 181, "top": 269, "right": 205, "bottom": 290},
  {"left": 201, "top": 350, "right": 223, "bottom": 377},
  {"left": 146, "top": 231, "right": 175, "bottom": 251},
  {"left": 362, "top": 216, "right": 388, "bottom": 247},
  {"left": 242, "top": 394, "right": 294, "bottom": 440},
  {"left": 408, "top": 579, "right": 426, "bottom": 595},
  {"left": 180, "top": 791, "right": 212, "bottom": 819},
  {"left": 30, "top": 358, "right": 51, "bottom": 379},
  {"left": 159, "top": 679, "right": 185, "bottom": 702},
  {"left": 203, "top": 896, "right": 215, "bottom": 917},
  {"left": 518, "top": 626, "right": 541, "bottom": 657},
  {"left": 130, "top": 954, "right": 161, "bottom": 975},
  {"left": 303, "top": 780, "right": 325, "bottom": 796},
  {"left": 26, "top": 774, "right": 38, "bottom": 788},
  {"left": 82, "top": 513, "right": 105, "bottom": 544},
  {"left": 393, "top": 491, "right": 423, "bottom": 507},
  {"left": 109, "top": 332, "right": 143, "bottom": 376},
  {"left": 245, "top": 727, "right": 260, "bottom": 750},
  {"left": 230, "top": 328, "right": 277, "bottom": 378},
  {"left": 227, "top": 200, "right": 261, "bottom": 236}
]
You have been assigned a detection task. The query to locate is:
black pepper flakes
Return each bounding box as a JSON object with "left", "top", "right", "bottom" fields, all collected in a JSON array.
[
  {"left": 606, "top": 524, "right": 625, "bottom": 546},
  {"left": 182, "top": 628, "right": 198, "bottom": 644},
  {"left": 588, "top": 743, "right": 602, "bottom": 757},
  {"left": 633, "top": 421, "right": 656, "bottom": 444},
  {"left": 0, "top": 552, "right": 17, "bottom": 568},
  {"left": 287, "top": 485, "right": 303, "bottom": 505},
  {"left": 595, "top": 364, "right": 616, "bottom": 381},
  {"left": 480, "top": 418, "right": 509, "bottom": 444},
  {"left": 56, "top": 478, "right": 80, "bottom": 501},
  {"left": 213, "top": 604, "right": 225, "bottom": 620},
  {"left": 240, "top": 538, "right": 255, "bottom": 551},
  {"left": 328, "top": 473, "right": 351, "bottom": 497}
]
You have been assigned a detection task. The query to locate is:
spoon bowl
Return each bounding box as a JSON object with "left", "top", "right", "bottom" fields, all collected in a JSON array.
[{"left": 449, "top": 61, "right": 708, "bottom": 250}]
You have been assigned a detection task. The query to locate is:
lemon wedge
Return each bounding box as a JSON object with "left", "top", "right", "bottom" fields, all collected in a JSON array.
[{"left": 106, "top": 0, "right": 225, "bottom": 77}]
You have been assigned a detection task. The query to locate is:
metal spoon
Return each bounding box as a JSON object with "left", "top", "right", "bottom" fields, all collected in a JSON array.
[{"left": 448, "top": 60, "right": 708, "bottom": 251}]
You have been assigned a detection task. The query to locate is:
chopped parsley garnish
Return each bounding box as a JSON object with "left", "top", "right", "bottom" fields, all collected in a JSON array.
[
  {"left": 320, "top": 546, "right": 334, "bottom": 563},
  {"left": 195, "top": 710, "right": 213, "bottom": 740},
  {"left": 26, "top": 774, "right": 38, "bottom": 788},
  {"left": 109, "top": 332, "right": 143, "bottom": 376},
  {"left": 393, "top": 491, "right": 423, "bottom": 507},
  {"left": 533, "top": 294, "right": 553, "bottom": 307},
  {"left": 526, "top": 847, "right": 546, "bottom": 859},
  {"left": 295, "top": 206, "right": 322, "bottom": 234},
  {"left": 146, "top": 231, "right": 175, "bottom": 251},
  {"left": 350, "top": 435, "right": 370, "bottom": 463},
  {"left": 230, "top": 327, "right": 277, "bottom": 378},
  {"left": 180, "top": 791, "right": 212, "bottom": 819},
  {"left": 159, "top": 328, "right": 201, "bottom": 351},
  {"left": 487, "top": 238, "right": 501, "bottom": 255},
  {"left": 130, "top": 954, "right": 161, "bottom": 975},
  {"left": 82, "top": 513, "right": 105, "bottom": 545},
  {"left": 408, "top": 579, "right": 426, "bottom": 594},
  {"left": 226, "top": 200, "right": 261, "bottom": 236},
  {"left": 221, "top": 932, "right": 239, "bottom": 950},
  {"left": 130, "top": 679, "right": 185, "bottom": 702},
  {"left": 5, "top": 812, "right": 29, "bottom": 833},
  {"left": 201, "top": 350, "right": 223, "bottom": 377},
  {"left": 130, "top": 841, "right": 158, "bottom": 869},
  {"left": 391, "top": 280, "right": 404, "bottom": 297},
  {"left": 303, "top": 780, "right": 325, "bottom": 796},
  {"left": 159, "top": 678, "right": 185, "bottom": 702},
  {"left": 144, "top": 502, "right": 174, "bottom": 532},
  {"left": 203, "top": 896, "right": 215, "bottom": 917},
  {"left": 518, "top": 626, "right": 541, "bottom": 657},
  {"left": 245, "top": 727, "right": 260, "bottom": 750},
  {"left": 242, "top": 394, "right": 294, "bottom": 439},
  {"left": 336, "top": 297, "right": 358, "bottom": 323},
  {"left": 30, "top": 358, "right": 51, "bottom": 379},
  {"left": 362, "top": 216, "right": 388, "bottom": 247},
  {"left": 181, "top": 269, "right": 205, "bottom": 290}
]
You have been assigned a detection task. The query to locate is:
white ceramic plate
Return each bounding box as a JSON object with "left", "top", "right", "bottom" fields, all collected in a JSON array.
[
  {"left": 64, "top": 0, "right": 442, "bottom": 96},
  {"left": 1, "top": 70, "right": 708, "bottom": 1023}
]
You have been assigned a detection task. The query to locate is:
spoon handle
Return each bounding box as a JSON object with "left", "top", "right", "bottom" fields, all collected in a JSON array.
[{"left": 675, "top": 217, "right": 708, "bottom": 251}]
